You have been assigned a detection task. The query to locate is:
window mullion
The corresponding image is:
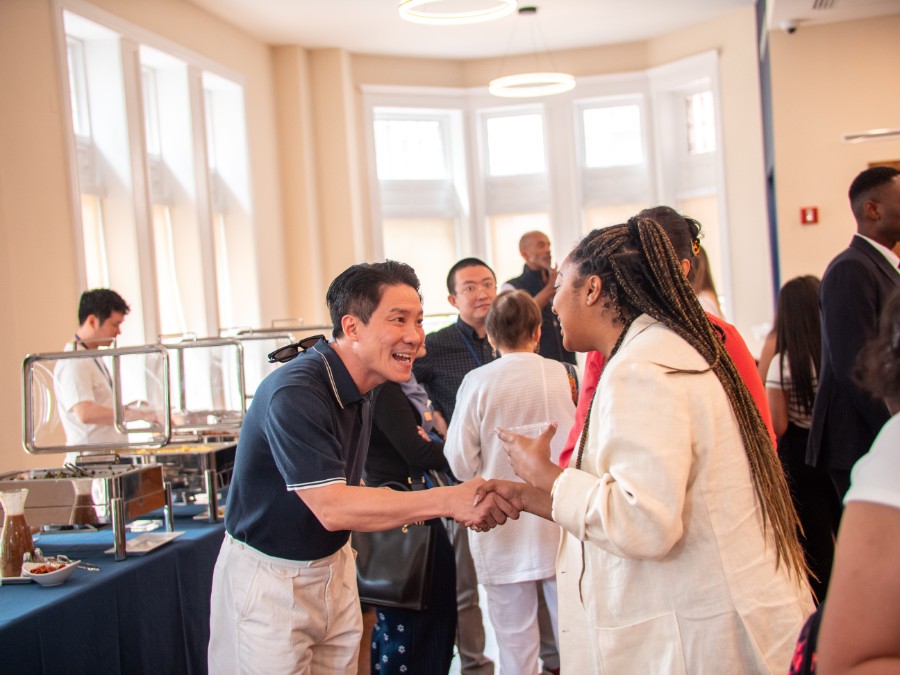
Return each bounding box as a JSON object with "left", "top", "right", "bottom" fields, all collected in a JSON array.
[
  {"left": 122, "top": 36, "right": 160, "bottom": 342},
  {"left": 189, "top": 65, "right": 220, "bottom": 336}
]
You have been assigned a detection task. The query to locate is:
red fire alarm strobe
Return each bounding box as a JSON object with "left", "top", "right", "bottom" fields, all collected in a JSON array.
[{"left": 801, "top": 207, "right": 818, "bottom": 224}]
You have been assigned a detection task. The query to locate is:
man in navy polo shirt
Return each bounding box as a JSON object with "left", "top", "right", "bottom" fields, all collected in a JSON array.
[{"left": 208, "top": 261, "right": 517, "bottom": 673}]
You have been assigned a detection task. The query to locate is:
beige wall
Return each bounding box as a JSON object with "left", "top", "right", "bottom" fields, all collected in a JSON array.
[
  {"left": 0, "top": 0, "right": 87, "bottom": 476},
  {"left": 351, "top": 41, "right": 650, "bottom": 88},
  {"left": 273, "top": 46, "right": 325, "bottom": 324},
  {"left": 0, "top": 0, "right": 77, "bottom": 474},
  {"left": 769, "top": 14, "right": 900, "bottom": 284}
]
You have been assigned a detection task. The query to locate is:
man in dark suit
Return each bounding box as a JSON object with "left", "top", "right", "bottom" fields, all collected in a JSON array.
[{"left": 808, "top": 166, "right": 900, "bottom": 499}]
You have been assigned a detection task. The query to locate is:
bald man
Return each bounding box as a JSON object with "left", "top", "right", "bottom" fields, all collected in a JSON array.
[{"left": 502, "top": 231, "right": 576, "bottom": 365}]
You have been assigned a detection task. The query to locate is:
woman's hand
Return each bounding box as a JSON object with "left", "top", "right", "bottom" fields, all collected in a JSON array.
[{"left": 496, "top": 422, "right": 561, "bottom": 492}]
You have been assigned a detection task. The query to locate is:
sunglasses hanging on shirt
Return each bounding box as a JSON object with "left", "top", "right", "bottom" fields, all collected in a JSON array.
[{"left": 267, "top": 334, "right": 326, "bottom": 364}]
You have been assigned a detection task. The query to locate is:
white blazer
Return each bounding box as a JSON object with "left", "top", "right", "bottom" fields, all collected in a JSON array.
[{"left": 552, "top": 315, "right": 813, "bottom": 674}]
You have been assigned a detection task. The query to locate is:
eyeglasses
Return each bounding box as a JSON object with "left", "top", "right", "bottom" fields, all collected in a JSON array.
[
  {"left": 455, "top": 280, "right": 496, "bottom": 297},
  {"left": 268, "top": 334, "right": 326, "bottom": 363}
]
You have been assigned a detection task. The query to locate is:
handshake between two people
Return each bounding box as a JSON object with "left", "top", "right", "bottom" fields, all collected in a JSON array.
[
  {"left": 451, "top": 478, "right": 521, "bottom": 533},
  {"left": 456, "top": 420, "right": 562, "bottom": 531}
]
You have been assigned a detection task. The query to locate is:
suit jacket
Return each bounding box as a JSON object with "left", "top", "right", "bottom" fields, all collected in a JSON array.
[{"left": 807, "top": 236, "right": 900, "bottom": 471}]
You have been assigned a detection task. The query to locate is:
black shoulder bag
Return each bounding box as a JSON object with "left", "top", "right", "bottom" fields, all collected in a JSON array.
[{"left": 352, "top": 476, "right": 436, "bottom": 611}]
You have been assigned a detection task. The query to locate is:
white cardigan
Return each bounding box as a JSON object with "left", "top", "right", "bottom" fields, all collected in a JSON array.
[
  {"left": 445, "top": 351, "right": 575, "bottom": 585},
  {"left": 552, "top": 315, "right": 813, "bottom": 674}
]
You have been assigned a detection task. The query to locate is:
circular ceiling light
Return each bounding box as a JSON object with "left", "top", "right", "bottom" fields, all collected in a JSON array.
[
  {"left": 399, "top": 0, "right": 517, "bottom": 26},
  {"left": 489, "top": 72, "right": 576, "bottom": 98}
]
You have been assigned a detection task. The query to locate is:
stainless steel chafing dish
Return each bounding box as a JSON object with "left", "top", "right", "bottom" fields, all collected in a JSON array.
[
  {"left": 125, "top": 442, "right": 237, "bottom": 520},
  {"left": 219, "top": 327, "right": 297, "bottom": 406},
  {"left": 117, "top": 338, "right": 246, "bottom": 522},
  {"left": 23, "top": 344, "right": 172, "bottom": 453},
  {"left": 0, "top": 463, "right": 171, "bottom": 561},
  {"left": 20, "top": 345, "right": 175, "bottom": 560}
]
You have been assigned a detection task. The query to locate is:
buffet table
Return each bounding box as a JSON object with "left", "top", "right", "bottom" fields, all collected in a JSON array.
[{"left": 0, "top": 507, "right": 225, "bottom": 674}]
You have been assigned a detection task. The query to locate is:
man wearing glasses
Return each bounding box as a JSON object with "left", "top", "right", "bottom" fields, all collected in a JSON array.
[
  {"left": 414, "top": 258, "right": 499, "bottom": 424},
  {"left": 208, "top": 261, "right": 517, "bottom": 674},
  {"left": 413, "top": 257, "right": 499, "bottom": 675}
]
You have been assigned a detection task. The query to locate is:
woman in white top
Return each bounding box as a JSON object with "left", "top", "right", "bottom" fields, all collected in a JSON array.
[
  {"left": 444, "top": 289, "right": 575, "bottom": 675},
  {"left": 476, "top": 218, "right": 813, "bottom": 673},
  {"left": 765, "top": 275, "right": 841, "bottom": 602},
  {"left": 818, "top": 288, "right": 900, "bottom": 672}
]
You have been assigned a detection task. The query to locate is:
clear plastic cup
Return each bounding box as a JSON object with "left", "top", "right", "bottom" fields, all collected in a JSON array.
[{"left": 506, "top": 422, "right": 552, "bottom": 438}]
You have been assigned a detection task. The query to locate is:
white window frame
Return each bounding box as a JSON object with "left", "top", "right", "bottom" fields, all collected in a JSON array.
[
  {"left": 52, "top": 0, "right": 257, "bottom": 343},
  {"left": 576, "top": 93, "right": 654, "bottom": 209},
  {"left": 363, "top": 52, "right": 726, "bottom": 315},
  {"left": 363, "top": 92, "right": 475, "bottom": 261},
  {"left": 477, "top": 105, "right": 550, "bottom": 216},
  {"left": 374, "top": 109, "right": 458, "bottom": 219},
  {"left": 648, "top": 50, "right": 730, "bottom": 313}
]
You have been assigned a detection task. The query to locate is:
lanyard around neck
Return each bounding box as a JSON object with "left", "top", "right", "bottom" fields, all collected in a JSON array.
[
  {"left": 455, "top": 325, "right": 485, "bottom": 367},
  {"left": 75, "top": 334, "right": 113, "bottom": 388}
]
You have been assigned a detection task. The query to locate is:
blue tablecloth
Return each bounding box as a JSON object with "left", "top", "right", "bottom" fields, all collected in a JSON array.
[{"left": 0, "top": 507, "right": 225, "bottom": 674}]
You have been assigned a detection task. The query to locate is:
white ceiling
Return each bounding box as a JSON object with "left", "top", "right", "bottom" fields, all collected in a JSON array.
[
  {"left": 185, "top": 0, "right": 757, "bottom": 59},
  {"left": 184, "top": 0, "right": 900, "bottom": 60}
]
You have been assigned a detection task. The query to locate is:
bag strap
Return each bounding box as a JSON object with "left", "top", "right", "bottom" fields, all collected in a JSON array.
[
  {"left": 370, "top": 382, "right": 429, "bottom": 491},
  {"left": 372, "top": 476, "right": 427, "bottom": 491},
  {"left": 374, "top": 480, "right": 406, "bottom": 492}
]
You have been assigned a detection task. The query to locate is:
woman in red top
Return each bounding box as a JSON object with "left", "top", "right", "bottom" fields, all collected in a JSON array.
[{"left": 559, "top": 206, "right": 776, "bottom": 468}]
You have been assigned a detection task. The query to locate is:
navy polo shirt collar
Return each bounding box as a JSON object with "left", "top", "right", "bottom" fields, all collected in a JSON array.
[{"left": 309, "top": 339, "right": 365, "bottom": 410}]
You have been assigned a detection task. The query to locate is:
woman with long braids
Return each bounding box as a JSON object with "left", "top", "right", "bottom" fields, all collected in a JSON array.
[
  {"left": 557, "top": 205, "right": 776, "bottom": 468},
  {"left": 476, "top": 217, "right": 813, "bottom": 672}
]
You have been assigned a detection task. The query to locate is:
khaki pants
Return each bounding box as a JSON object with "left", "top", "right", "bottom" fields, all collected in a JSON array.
[{"left": 208, "top": 535, "right": 362, "bottom": 674}]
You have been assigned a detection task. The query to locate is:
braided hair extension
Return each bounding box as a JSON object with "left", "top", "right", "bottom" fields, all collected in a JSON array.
[{"left": 568, "top": 219, "right": 809, "bottom": 585}]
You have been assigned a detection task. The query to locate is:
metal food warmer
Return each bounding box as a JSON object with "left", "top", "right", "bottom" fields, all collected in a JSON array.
[
  {"left": 0, "top": 463, "right": 171, "bottom": 561},
  {"left": 118, "top": 338, "right": 247, "bottom": 522},
  {"left": 219, "top": 327, "right": 298, "bottom": 407},
  {"left": 17, "top": 345, "right": 173, "bottom": 560}
]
